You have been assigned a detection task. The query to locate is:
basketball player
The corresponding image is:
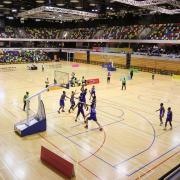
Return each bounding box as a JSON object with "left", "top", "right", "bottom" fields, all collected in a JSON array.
[
  {"left": 91, "top": 94, "right": 96, "bottom": 105},
  {"left": 81, "top": 84, "right": 85, "bottom": 92},
  {"left": 45, "top": 77, "right": 49, "bottom": 90},
  {"left": 107, "top": 71, "right": 111, "bottom": 84},
  {"left": 152, "top": 71, "right": 155, "bottom": 80},
  {"left": 42, "top": 64, "right": 44, "bottom": 72},
  {"left": 130, "top": 69, "right": 133, "bottom": 79},
  {"left": 23, "top": 91, "right": 29, "bottom": 111},
  {"left": 164, "top": 107, "right": 173, "bottom": 130},
  {"left": 156, "top": 103, "right": 165, "bottom": 126},
  {"left": 68, "top": 91, "right": 77, "bottom": 113},
  {"left": 81, "top": 76, "right": 86, "bottom": 86},
  {"left": 81, "top": 88, "right": 88, "bottom": 111},
  {"left": 74, "top": 98, "right": 86, "bottom": 122},
  {"left": 58, "top": 91, "right": 67, "bottom": 113},
  {"left": 85, "top": 102, "right": 103, "bottom": 131},
  {"left": 89, "top": 85, "right": 96, "bottom": 100},
  {"left": 71, "top": 72, "right": 75, "bottom": 78},
  {"left": 122, "top": 77, "right": 126, "bottom": 90}
]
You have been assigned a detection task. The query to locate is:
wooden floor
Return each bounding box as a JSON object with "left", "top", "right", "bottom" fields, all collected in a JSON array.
[{"left": 0, "top": 62, "right": 179, "bottom": 180}]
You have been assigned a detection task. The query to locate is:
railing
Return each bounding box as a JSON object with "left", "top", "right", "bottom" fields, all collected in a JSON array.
[{"left": 0, "top": 38, "right": 180, "bottom": 44}]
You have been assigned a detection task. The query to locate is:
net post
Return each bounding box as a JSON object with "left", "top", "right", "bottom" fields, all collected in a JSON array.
[{"left": 26, "top": 100, "right": 30, "bottom": 126}]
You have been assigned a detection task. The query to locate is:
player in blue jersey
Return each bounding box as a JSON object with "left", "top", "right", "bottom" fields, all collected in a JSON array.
[
  {"left": 58, "top": 91, "right": 67, "bottom": 113},
  {"left": 164, "top": 107, "right": 173, "bottom": 130},
  {"left": 74, "top": 98, "right": 86, "bottom": 122},
  {"left": 81, "top": 88, "right": 88, "bottom": 111},
  {"left": 85, "top": 102, "right": 102, "bottom": 131},
  {"left": 91, "top": 95, "right": 96, "bottom": 106},
  {"left": 156, "top": 103, "right": 165, "bottom": 126},
  {"left": 68, "top": 91, "right": 78, "bottom": 113},
  {"left": 89, "top": 85, "right": 96, "bottom": 100}
]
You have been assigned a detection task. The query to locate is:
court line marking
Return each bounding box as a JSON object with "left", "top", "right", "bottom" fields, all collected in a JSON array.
[
  {"left": 6, "top": 96, "right": 155, "bottom": 174},
  {"left": 39, "top": 134, "right": 103, "bottom": 179},
  {"left": 70, "top": 110, "right": 122, "bottom": 128},
  {"left": 99, "top": 98, "right": 156, "bottom": 168},
  {"left": 5, "top": 93, "right": 176, "bottom": 178},
  {"left": 137, "top": 94, "right": 170, "bottom": 104},
  {"left": 46, "top": 108, "right": 124, "bottom": 138},
  {"left": 48, "top": 121, "right": 119, "bottom": 168},
  {"left": 67, "top": 120, "right": 123, "bottom": 138},
  {"left": 1, "top": 100, "right": 143, "bottom": 175},
  {"left": 156, "top": 124, "right": 180, "bottom": 137},
  {"left": 1, "top": 68, "right": 104, "bottom": 180},
  {"left": 78, "top": 129, "right": 107, "bottom": 167},
  {"left": 127, "top": 144, "right": 180, "bottom": 176},
  {"left": 135, "top": 150, "right": 180, "bottom": 179},
  {"left": 39, "top": 134, "right": 77, "bottom": 162},
  {"left": 67, "top": 108, "right": 124, "bottom": 138},
  {"left": 4, "top": 78, "right": 178, "bottom": 178},
  {"left": 44, "top": 122, "right": 107, "bottom": 180}
]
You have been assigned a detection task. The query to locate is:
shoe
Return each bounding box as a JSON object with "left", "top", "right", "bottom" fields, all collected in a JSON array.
[
  {"left": 58, "top": 110, "right": 60, "bottom": 114},
  {"left": 62, "top": 110, "right": 65, "bottom": 112},
  {"left": 68, "top": 110, "right": 71, "bottom": 113},
  {"left": 99, "top": 128, "right": 103, "bottom": 131},
  {"left": 75, "top": 119, "right": 77, "bottom": 122},
  {"left": 163, "top": 128, "right": 167, "bottom": 130},
  {"left": 85, "top": 125, "right": 88, "bottom": 129},
  {"left": 170, "top": 127, "right": 173, "bottom": 130}
]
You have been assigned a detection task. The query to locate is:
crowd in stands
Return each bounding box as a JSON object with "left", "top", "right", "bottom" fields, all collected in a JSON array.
[
  {"left": 147, "top": 23, "right": 180, "bottom": 40},
  {"left": 133, "top": 44, "right": 180, "bottom": 58},
  {"left": 0, "top": 23, "right": 179, "bottom": 40},
  {"left": 0, "top": 50, "right": 49, "bottom": 63},
  {"left": 0, "top": 23, "right": 179, "bottom": 62}
]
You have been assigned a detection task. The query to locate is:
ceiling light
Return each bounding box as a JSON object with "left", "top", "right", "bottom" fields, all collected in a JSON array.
[
  {"left": 7, "top": 16, "right": 14, "bottom": 19},
  {"left": 89, "top": 3, "right": 96, "bottom": 7},
  {"left": 3, "top": 1, "right": 12, "bottom": 4},
  {"left": 70, "top": 0, "right": 79, "bottom": 3},
  {"left": 12, "top": 9, "right": 17, "bottom": 13},
  {"left": 76, "top": 6, "right": 83, "bottom": 9},
  {"left": 36, "top": 0, "right": 44, "bottom": 3},
  {"left": 57, "top": 3, "right": 65, "bottom": 6}
]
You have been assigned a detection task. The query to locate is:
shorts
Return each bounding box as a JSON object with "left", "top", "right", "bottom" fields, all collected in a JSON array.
[
  {"left": 87, "top": 115, "right": 97, "bottom": 121},
  {"left": 82, "top": 99, "right": 86, "bottom": 104},
  {"left": 77, "top": 109, "right": 85, "bottom": 117},
  {"left": 160, "top": 114, "right": 164, "bottom": 118},
  {"left": 70, "top": 101, "right": 75, "bottom": 106},
  {"left": 60, "top": 100, "right": 65, "bottom": 107}
]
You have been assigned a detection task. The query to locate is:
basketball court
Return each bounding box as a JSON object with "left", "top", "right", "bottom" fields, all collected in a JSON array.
[{"left": 0, "top": 62, "right": 179, "bottom": 180}]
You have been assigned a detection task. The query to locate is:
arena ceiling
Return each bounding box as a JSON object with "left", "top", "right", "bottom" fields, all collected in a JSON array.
[{"left": 0, "top": 0, "right": 180, "bottom": 21}]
